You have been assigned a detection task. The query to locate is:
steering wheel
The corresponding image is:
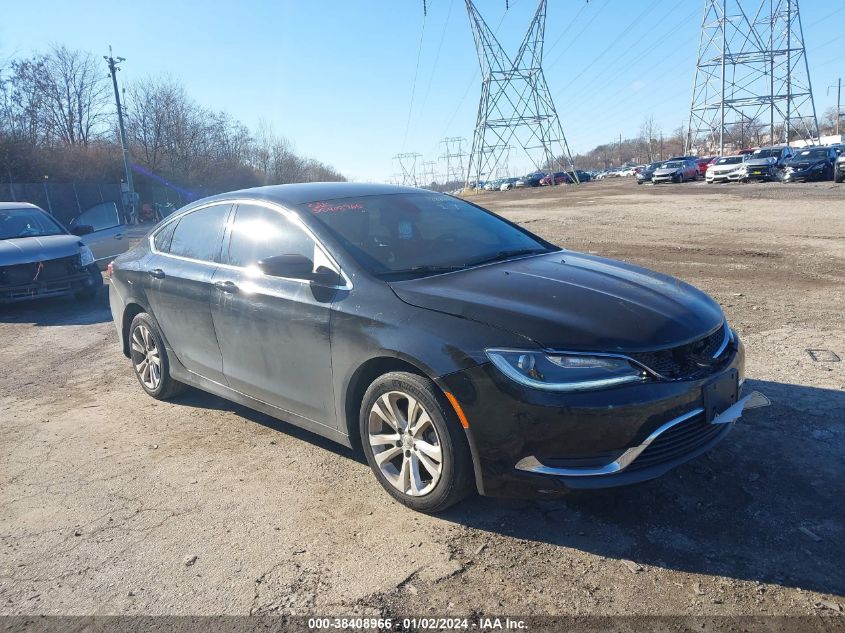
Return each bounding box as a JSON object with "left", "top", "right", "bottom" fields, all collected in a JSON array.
[{"left": 18, "top": 226, "right": 39, "bottom": 237}]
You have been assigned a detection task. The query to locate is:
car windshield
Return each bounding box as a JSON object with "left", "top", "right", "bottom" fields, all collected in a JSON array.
[
  {"left": 0, "top": 208, "right": 66, "bottom": 240},
  {"left": 751, "top": 148, "right": 778, "bottom": 158},
  {"left": 663, "top": 161, "right": 682, "bottom": 168},
  {"left": 716, "top": 156, "right": 744, "bottom": 165},
  {"left": 647, "top": 162, "right": 662, "bottom": 169},
  {"left": 302, "top": 193, "right": 554, "bottom": 278},
  {"left": 792, "top": 149, "right": 827, "bottom": 160}
]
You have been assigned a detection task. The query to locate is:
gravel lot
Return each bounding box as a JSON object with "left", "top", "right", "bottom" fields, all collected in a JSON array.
[{"left": 1, "top": 179, "right": 843, "bottom": 619}]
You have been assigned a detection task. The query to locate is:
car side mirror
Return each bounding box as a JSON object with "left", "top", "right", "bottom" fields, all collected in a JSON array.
[
  {"left": 257, "top": 254, "right": 315, "bottom": 279},
  {"left": 71, "top": 224, "right": 94, "bottom": 236},
  {"left": 257, "top": 254, "right": 344, "bottom": 287}
]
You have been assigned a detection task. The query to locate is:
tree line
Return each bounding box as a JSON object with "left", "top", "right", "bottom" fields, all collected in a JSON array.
[
  {"left": 0, "top": 45, "right": 345, "bottom": 196},
  {"left": 570, "top": 108, "right": 841, "bottom": 171}
]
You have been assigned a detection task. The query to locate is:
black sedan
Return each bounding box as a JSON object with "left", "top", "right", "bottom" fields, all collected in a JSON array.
[
  {"left": 1, "top": 202, "right": 103, "bottom": 303},
  {"left": 108, "top": 183, "right": 764, "bottom": 513},
  {"left": 783, "top": 147, "right": 837, "bottom": 182},
  {"left": 636, "top": 162, "right": 662, "bottom": 184}
]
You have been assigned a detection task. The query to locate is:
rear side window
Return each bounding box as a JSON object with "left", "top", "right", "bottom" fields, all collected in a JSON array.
[
  {"left": 153, "top": 220, "right": 177, "bottom": 253},
  {"left": 224, "top": 203, "right": 315, "bottom": 268},
  {"left": 168, "top": 204, "right": 231, "bottom": 262}
]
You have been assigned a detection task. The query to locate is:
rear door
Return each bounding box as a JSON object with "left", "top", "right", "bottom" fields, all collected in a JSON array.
[
  {"left": 144, "top": 203, "right": 232, "bottom": 383},
  {"left": 209, "top": 202, "right": 337, "bottom": 426}
]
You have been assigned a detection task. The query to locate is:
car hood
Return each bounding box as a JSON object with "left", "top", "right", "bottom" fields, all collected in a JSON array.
[
  {"left": 389, "top": 252, "right": 724, "bottom": 352},
  {"left": 709, "top": 163, "right": 743, "bottom": 173},
  {"left": 744, "top": 157, "right": 775, "bottom": 167},
  {"left": 0, "top": 234, "right": 81, "bottom": 266},
  {"left": 653, "top": 167, "right": 680, "bottom": 176}
]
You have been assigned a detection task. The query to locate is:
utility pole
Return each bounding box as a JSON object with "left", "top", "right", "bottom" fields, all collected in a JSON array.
[
  {"left": 104, "top": 46, "right": 137, "bottom": 223},
  {"left": 829, "top": 78, "right": 842, "bottom": 137}
]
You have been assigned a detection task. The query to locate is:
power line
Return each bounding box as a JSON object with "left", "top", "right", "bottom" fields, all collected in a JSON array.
[{"left": 402, "top": 15, "right": 427, "bottom": 149}]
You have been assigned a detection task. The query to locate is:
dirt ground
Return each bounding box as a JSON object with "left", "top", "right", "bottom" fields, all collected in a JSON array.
[{"left": 1, "top": 178, "right": 843, "bottom": 619}]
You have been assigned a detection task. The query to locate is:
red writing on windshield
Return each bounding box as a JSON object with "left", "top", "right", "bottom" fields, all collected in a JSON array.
[{"left": 308, "top": 202, "right": 364, "bottom": 213}]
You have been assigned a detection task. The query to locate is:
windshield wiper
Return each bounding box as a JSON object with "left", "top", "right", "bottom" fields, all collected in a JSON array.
[
  {"left": 465, "top": 248, "right": 547, "bottom": 267},
  {"left": 378, "top": 264, "right": 468, "bottom": 278}
]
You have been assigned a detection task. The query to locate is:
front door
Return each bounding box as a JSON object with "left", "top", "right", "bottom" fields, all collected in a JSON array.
[{"left": 209, "top": 202, "right": 336, "bottom": 427}]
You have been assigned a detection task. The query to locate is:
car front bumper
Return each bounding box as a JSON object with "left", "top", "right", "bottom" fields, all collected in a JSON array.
[
  {"left": 0, "top": 263, "right": 99, "bottom": 304},
  {"left": 784, "top": 168, "right": 825, "bottom": 182},
  {"left": 728, "top": 167, "right": 774, "bottom": 181},
  {"left": 436, "top": 337, "right": 748, "bottom": 498}
]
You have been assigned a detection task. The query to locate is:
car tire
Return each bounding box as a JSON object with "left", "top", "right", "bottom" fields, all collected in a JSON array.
[
  {"left": 359, "top": 371, "right": 473, "bottom": 513},
  {"left": 128, "top": 312, "right": 186, "bottom": 400},
  {"left": 677, "top": 173, "right": 684, "bottom": 183},
  {"left": 75, "top": 265, "right": 104, "bottom": 301},
  {"left": 835, "top": 172, "right": 844, "bottom": 183}
]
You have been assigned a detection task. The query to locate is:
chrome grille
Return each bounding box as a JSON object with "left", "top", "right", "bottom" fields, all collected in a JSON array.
[{"left": 625, "top": 412, "right": 726, "bottom": 472}]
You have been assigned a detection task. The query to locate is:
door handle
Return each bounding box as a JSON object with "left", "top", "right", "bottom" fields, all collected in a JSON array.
[
  {"left": 114, "top": 234, "right": 124, "bottom": 240},
  {"left": 149, "top": 268, "right": 165, "bottom": 279},
  {"left": 214, "top": 280, "right": 238, "bottom": 293}
]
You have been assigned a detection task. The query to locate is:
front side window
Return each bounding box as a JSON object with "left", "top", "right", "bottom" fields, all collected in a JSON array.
[
  {"left": 302, "top": 193, "right": 553, "bottom": 277},
  {"left": 0, "top": 207, "right": 66, "bottom": 239},
  {"left": 224, "top": 203, "right": 316, "bottom": 268},
  {"left": 74, "top": 202, "right": 121, "bottom": 232},
  {"left": 168, "top": 204, "right": 231, "bottom": 262}
]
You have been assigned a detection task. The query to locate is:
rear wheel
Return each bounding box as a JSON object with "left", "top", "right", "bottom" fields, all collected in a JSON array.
[
  {"left": 360, "top": 372, "right": 473, "bottom": 513},
  {"left": 128, "top": 313, "right": 186, "bottom": 400}
]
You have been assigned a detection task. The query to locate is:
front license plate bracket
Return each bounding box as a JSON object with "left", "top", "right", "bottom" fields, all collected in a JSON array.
[{"left": 703, "top": 369, "right": 739, "bottom": 422}]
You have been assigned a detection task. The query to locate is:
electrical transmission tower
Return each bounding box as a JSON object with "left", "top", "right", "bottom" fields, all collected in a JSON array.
[
  {"left": 420, "top": 161, "right": 438, "bottom": 186},
  {"left": 687, "top": 0, "right": 819, "bottom": 155},
  {"left": 464, "top": 0, "right": 578, "bottom": 188},
  {"left": 440, "top": 137, "right": 468, "bottom": 186},
  {"left": 393, "top": 153, "right": 423, "bottom": 186}
]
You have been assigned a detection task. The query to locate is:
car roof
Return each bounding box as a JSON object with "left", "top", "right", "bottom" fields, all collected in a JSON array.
[
  {"left": 0, "top": 201, "right": 43, "bottom": 211},
  {"left": 195, "top": 182, "right": 426, "bottom": 207}
]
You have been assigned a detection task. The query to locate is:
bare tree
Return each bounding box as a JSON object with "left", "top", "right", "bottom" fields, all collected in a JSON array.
[
  {"left": 38, "top": 46, "right": 110, "bottom": 146},
  {"left": 639, "top": 116, "right": 661, "bottom": 162}
]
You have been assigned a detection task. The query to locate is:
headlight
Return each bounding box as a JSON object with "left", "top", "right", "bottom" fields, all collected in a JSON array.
[
  {"left": 485, "top": 349, "right": 646, "bottom": 392},
  {"left": 79, "top": 244, "right": 94, "bottom": 267}
]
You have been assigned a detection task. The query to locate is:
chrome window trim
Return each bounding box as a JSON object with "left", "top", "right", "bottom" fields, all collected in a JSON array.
[
  {"left": 148, "top": 198, "right": 352, "bottom": 291},
  {"left": 514, "top": 390, "right": 765, "bottom": 478}
]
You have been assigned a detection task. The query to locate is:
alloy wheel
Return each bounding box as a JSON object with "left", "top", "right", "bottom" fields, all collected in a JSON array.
[
  {"left": 368, "top": 391, "right": 443, "bottom": 496},
  {"left": 130, "top": 324, "right": 162, "bottom": 390}
]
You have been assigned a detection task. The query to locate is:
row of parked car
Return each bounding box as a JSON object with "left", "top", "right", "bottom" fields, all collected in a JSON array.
[
  {"left": 476, "top": 169, "right": 594, "bottom": 191},
  {"left": 629, "top": 145, "right": 845, "bottom": 185}
]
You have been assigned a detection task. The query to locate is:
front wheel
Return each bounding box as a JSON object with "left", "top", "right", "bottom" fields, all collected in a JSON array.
[
  {"left": 360, "top": 372, "right": 473, "bottom": 513},
  {"left": 835, "top": 171, "right": 844, "bottom": 183},
  {"left": 128, "top": 312, "right": 186, "bottom": 400},
  {"left": 75, "top": 265, "right": 104, "bottom": 301}
]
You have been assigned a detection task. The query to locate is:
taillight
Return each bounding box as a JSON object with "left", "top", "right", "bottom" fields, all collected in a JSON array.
[{"left": 106, "top": 261, "right": 114, "bottom": 278}]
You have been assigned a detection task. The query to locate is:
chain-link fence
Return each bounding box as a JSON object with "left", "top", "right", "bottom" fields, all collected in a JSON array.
[{"left": 0, "top": 182, "right": 192, "bottom": 225}]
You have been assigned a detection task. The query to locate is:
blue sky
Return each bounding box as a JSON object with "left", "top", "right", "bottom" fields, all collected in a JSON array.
[{"left": 3, "top": 0, "right": 844, "bottom": 181}]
